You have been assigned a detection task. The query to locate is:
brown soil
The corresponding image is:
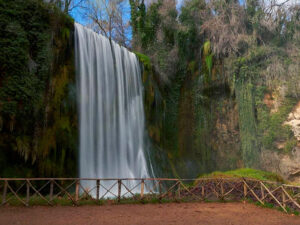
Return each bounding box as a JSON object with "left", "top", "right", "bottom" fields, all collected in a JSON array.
[{"left": 0, "top": 202, "right": 299, "bottom": 225}]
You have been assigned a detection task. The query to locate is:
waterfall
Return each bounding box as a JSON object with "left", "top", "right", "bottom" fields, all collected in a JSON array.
[{"left": 75, "top": 23, "right": 151, "bottom": 196}]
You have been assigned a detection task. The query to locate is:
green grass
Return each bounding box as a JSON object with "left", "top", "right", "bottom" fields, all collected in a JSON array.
[
  {"left": 0, "top": 195, "right": 184, "bottom": 207},
  {"left": 198, "top": 168, "right": 285, "bottom": 183},
  {"left": 252, "top": 199, "right": 300, "bottom": 216},
  {"left": 0, "top": 194, "right": 102, "bottom": 206}
]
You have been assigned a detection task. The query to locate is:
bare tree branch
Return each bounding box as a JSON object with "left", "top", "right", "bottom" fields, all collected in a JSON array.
[{"left": 81, "top": 0, "right": 130, "bottom": 46}]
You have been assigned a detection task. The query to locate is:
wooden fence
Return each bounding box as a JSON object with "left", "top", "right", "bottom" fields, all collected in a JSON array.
[{"left": 0, "top": 178, "right": 299, "bottom": 213}]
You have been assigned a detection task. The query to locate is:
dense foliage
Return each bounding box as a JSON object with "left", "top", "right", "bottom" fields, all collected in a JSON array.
[
  {"left": 130, "top": 0, "right": 300, "bottom": 177},
  {"left": 0, "top": 0, "right": 299, "bottom": 180},
  {"left": 0, "top": 0, "right": 77, "bottom": 177}
]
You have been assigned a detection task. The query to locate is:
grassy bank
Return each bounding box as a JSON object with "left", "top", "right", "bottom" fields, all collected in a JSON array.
[{"left": 198, "top": 168, "right": 285, "bottom": 183}]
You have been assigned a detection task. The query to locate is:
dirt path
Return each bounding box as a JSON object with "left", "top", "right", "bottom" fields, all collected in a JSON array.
[{"left": 0, "top": 202, "right": 299, "bottom": 225}]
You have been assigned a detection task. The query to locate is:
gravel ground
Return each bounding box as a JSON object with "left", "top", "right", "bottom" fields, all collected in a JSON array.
[{"left": 0, "top": 202, "right": 299, "bottom": 225}]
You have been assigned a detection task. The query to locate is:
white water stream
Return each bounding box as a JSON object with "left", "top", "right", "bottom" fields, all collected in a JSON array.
[{"left": 75, "top": 23, "right": 151, "bottom": 197}]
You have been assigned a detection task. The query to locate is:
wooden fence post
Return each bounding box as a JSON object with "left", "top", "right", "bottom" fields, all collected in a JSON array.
[
  {"left": 96, "top": 180, "right": 100, "bottom": 200},
  {"left": 118, "top": 179, "right": 121, "bottom": 203},
  {"left": 201, "top": 186, "right": 205, "bottom": 199},
  {"left": 141, "top": 179, "right": 144, "bottom": 201},
  {"left": 260, "top": 182, "right": 286, "bottom": 212},
  {"left": 0, "top": 177, "right": 298, "bottom": 212},
  {"left": 49, "top": 180, "right": 54, "bottom": 202},
  {"left": 75, "top": 180, "right": 79, "bottom": 203},
  {"left": 260, "top": 183, "right": 265, "bottom": 201},
  {"left": 177, "top": 181, "right": 181, "bottom": 200},
  {"left": 221, "top": 180, "right": 224, "bottom": 200},
  {"left": 26, "top": 180, "right": 30, "bottom": 206},
  {"left": 282, "top": 189, "right": 286, "bottom": 208},
  {"left": 281, "top": 186, "right": 300, "bottom": 210},
  {"left": 2, "top": 180, "right": 8, "bottom": 205},
  {"left": 201, "top": 181, "right": 205, "bottom": 200},
  {"left": 243, "top": 182, "right": 247, "bottom": 198},
  {"left": 158, "top": 181, "right": 162, "bottom": 202}
]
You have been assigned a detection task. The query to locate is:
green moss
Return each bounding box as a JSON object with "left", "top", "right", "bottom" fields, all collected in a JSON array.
[
  {"left": 254, "top": 201, "right": 300, "bottom": 215},
  {"left": 235, "top": 79, "right": 259, "bottom": 168},
  {"left": 134, "top": 52, "right": 152, "bottom": 70},
  {"left": 199, "top": 168, "right": 284, "bottom": 183},
  {"left": 0, "top": 0, "right": 77, "bottom": 177},
  {"left": 136, "top": 52, "right": 164, "bottom": 145},
  {"left": 257, "top": 96, "right": 297, "bottom": 152},
  {"left": 284, "top": 138, "right": 297, "bottom": 153},
  {"left": 37, "top": 56, "right": 77, "bottom": 177}
]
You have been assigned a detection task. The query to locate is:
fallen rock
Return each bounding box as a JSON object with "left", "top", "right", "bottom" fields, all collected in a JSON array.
[{"left": 261, "top": 147, "right": 300, "bottom": 183}]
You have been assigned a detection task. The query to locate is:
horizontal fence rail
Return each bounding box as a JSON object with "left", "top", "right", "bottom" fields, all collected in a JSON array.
[{"left": 0, "top": 178, "right": 299, "bottom": 213}]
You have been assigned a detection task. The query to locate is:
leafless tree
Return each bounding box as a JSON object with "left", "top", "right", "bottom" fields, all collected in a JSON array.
[
  {"left": 200, "top": 1, "right": 248, "bottom": 58},
  {"left": 199, "top": 0, "right": 297, "bottom": 58},
  {"left": 63, "top": 0, "right": 87, "bottom": 13},
  {"left": 46, "top": 0, "right": 87, "bottom": 13},
  {"left": 82, "top": 0, "right": 130, "bottom": 46}
]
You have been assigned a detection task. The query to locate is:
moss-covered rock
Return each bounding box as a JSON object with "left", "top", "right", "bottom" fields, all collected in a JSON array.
[{"left": 0, "top": 0, "right": 77, "bottom": 177}]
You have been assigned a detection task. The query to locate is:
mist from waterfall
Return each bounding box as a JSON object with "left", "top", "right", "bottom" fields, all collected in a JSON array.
[{"left": 75, "top": 23, "right": 152, "bottom": 196}]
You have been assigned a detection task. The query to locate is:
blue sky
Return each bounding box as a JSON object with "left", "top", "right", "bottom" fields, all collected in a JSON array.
[
  {"left": 71, "top": 0, "right": 300, "bottom": 22},
  {"left": 71, "top": 0, "right": 246, "bottom": 25}
]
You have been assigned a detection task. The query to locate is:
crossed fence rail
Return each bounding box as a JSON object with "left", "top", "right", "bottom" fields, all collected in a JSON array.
[{"left": 0, "top": 178, "right": 299, "bottom": 213}]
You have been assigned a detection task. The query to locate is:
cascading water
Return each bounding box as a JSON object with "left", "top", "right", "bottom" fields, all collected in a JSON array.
[{"left": 75, "top": 23, "right": 152, "bottom": 196}]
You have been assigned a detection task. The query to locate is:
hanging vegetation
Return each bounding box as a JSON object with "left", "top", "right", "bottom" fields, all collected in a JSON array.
[
  {"left": 0, "top": 0, "right": 77, "bottom": 177},
  {"left": 130, "top": 0, "right": 300, "bottom": 178}
]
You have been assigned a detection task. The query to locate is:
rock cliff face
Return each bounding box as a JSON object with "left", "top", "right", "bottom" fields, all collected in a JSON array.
[
  {"left": 148, "top": 72, "right": 300, "bottom": 180},
  {"left": 142, "top": 54, "right": 299, "bottom": 180},
  {"left": 0, "top": 1, "right": 77, "bottom": 177},
  {"left": 174, "top": 88, "right": 242, "bottom": 178},
  {"left": 285, "top": 101, "right": 300, "bottom": 143},
  {"left": 261, "top": 148, "right": 300, "bottom": 183},
  {"left": 261, "top": 101, "right": 300, "bottom": 183},
  {"left": 213, "top": 98, "right": 242, "bottom": 171}
]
